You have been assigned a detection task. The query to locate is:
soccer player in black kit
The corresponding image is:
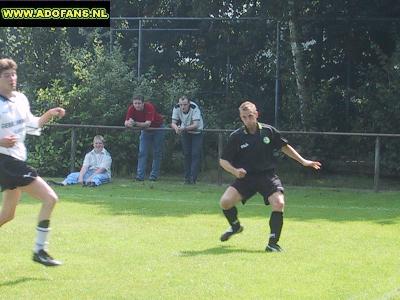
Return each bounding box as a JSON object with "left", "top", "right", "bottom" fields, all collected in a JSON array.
[{"left": 219, "top": 101, "right": 321, "bottom": 252}]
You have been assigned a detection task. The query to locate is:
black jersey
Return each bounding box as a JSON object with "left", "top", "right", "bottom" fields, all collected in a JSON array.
[{"left": 221, "top": 123, "right": 288, "bottom": 174}]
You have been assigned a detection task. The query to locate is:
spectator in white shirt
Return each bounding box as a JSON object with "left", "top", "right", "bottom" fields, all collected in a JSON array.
[
  {"left": 50, "top": 135, "right": 112, "bottom": 187},
  {"left": 171, "top": 96, "right": 204, "bottom": 184}
]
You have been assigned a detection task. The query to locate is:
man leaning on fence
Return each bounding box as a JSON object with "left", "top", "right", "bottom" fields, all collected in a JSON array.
[
  {"left": 171, "top": 95, "right": 204, "bottom": 184},
  {"left": 124, "top": 95, "right": 165, "bottom": 182}
]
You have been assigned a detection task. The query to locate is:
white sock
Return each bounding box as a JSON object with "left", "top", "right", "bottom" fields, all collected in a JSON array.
[{"left": 34, "top": 226, "right": 50, "bottom": 253}]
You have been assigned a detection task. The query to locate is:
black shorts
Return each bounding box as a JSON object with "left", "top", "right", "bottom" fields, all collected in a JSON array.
[
  {"left": 231, "top": 173, "right": 284, "bottom": 205},
  {"left": 0, "top": 153, "right": 37, "bottom": 192}
]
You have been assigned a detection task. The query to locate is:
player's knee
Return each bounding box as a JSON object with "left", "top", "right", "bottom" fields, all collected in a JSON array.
[
  {"left": 44, "top": 193, "right": 59, "bottom": 207},
  {"left": 51, "top": 194, "right": 59, "bottom": 204},
  {"left": 220, "top": 197, "right": 233, "bottom": 210},
  {"left": 273, "top": 199, "right": 285, "bottom": 211},
  {"left": 269, "top": 193, "right": 285, "bottom": 211}
]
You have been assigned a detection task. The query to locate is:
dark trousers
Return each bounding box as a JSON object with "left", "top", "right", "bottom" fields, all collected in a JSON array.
[{"left": 181, "top": 132, "right": 203, "bottom": 183}]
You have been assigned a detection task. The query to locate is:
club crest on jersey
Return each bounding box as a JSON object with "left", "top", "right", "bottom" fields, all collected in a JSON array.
[{"left": 263, "top": 137, "right": 270, "bottom": 144}]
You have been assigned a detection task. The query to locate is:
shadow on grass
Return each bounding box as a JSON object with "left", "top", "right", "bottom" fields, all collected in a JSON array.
[
  {"left": 41, "top": 178, "right": 400, "bottom": 224},
  {"left": 0, "top": 277, "right": 46, "bottom": 287},
  {"left": 179, "top": 245, "right": 264, "bottom": 256}
]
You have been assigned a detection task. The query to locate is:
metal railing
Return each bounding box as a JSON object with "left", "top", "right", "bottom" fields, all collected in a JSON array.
[{"left": 48, "top": 124, "right": 400, "bottom": 192}]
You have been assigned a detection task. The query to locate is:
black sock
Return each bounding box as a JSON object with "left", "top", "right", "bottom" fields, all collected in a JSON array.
[
  {"left": 268, "top": 211, "right": 283, "bottom": 245},
  {"left": 222, "top": 207, "right": 240, "bottom": 230},
  {"left": 38, "top": 219, "right": 50, "bottom": 228}
]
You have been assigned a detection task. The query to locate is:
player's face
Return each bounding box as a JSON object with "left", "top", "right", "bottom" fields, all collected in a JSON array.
[
  {"left": 179, "top": 99, "right": 190, "bottom": 113},
  {"left": 93, "top": 140, "right": 104, "bottom": 152},
  {"left": 133, "top": 100, "right": 144, "bottom": 111},
  {"left": 0, "top": 69, "right": 17, "bottom": 92},
  {"left": 240, "top": 109, "right": 258, "bottom": 128}
]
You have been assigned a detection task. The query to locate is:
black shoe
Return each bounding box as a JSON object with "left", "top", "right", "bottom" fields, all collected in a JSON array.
[
  {"left": 220, "top": 225, "right": 243, "bottom": 242},
  {"left": 135, "top": 177, "right": 144, "bottom": 182},
  {"left": 47, "top": 180, "right": 65, "bottom": 187},
  {"left": 33, "top": 249, "right": 62, "bottom": 266},
  {"left": 149, "top": 177, "right": 157, "bottom": 182},
  {"left": 88, "top": 182, "right": 96, "bottom": 187},
  {"left": 265, "top": 243, "right": 283, "bottom": 252}
]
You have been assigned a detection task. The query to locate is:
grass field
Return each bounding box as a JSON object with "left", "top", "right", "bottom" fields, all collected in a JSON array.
[{"left": 1, "top": 179, "right": 399, "bottom": 299}]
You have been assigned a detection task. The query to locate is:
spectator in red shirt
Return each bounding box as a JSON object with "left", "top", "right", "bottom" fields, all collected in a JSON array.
[{"left": 124, "top": 95, "right": 165, "bottom": 181}]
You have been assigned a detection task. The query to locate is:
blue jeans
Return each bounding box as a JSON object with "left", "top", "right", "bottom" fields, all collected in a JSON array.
[
  {"left": 181, "top": 132, "right": 203, "bottom": 183},
  {"left": 136, "top": 127, "right": 165, "bottom": 180},
  {"left": 63, "top": 170, "right": 111, "bottom": 186}
]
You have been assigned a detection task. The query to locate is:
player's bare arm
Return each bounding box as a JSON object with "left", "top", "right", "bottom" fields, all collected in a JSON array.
[
  {"left": 219, "top": 158, "right": 247, "bottom": 178},
  {"left": 281, "top": 144, "right": 321, "bottom": 170},
  {"left": 38, "top": 107, "right": 65, "bottom": 127},
  {"left": 0, "top": 135, "right": 17, "bottom": 148}
]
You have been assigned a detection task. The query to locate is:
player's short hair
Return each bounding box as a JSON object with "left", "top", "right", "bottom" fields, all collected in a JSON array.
[
  {"left": 93, "top": 135, "right": 105, "bottom": 144},
  {"left": 239, "top": 101, "right": 257, "bottom": 113},
  {"left": 132, "top": 95, "right": 144, "bottom": 102},
  {"left": 0, "top": 58, "right": 17, "bottom": 75}
]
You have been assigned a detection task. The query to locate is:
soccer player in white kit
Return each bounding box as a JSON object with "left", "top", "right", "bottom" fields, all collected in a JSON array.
[{"left": 0, "top": 58, "right": 65, "bottom": 266}]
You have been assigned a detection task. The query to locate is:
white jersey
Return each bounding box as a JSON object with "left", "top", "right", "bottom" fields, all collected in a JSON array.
[
  {"left": 82, "top": 148, "right": 112, "bottom": 178},
  {"left": 171, "top": 101, "right": 204, "bottom": 134},
  {"left": 0, "top": 91, "right": 40, "bottom": 161}
]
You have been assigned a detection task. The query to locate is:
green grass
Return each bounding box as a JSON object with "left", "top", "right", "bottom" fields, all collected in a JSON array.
[
  {"left": 198, "top": 167, "right": 400, "bottom": 191},
  {"left": 1, "top": 179, "right": 399, "bottom": 299}
]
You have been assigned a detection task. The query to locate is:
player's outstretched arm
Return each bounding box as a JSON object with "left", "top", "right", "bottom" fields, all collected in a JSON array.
[
  {"left": 281, "top": 144, "right": 321, "bottom": 170},
  {"left": 38, "top": 107, "right": 65, "bottom": 127}
]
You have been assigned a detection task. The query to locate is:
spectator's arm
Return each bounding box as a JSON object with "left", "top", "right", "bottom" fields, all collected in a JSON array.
[
  {"left": 125, "top": 118, "right": 134, "bottom": 127},
  {"left": 78, "top": 165, "right": 89, "bottom": 183},
  {"left": 171, "top": 119, "right": 181, "bottom": 134},
  {"left": 183, "top": 120, "right": 199, "bottom": 131},
  {"left": 135, "top": 120, "right": 151, "bottom": 128}
]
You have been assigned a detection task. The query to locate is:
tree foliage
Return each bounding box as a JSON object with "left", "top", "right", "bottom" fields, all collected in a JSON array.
[{"left": 1, "top": 0, "right": 399, "bottom": 176}]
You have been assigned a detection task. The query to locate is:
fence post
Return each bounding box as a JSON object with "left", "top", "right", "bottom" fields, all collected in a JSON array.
[
  {"left": 373, "top": 136, "right": 380, "bottom": 192},
  {"left": 70, "top": 128, "right": 77, "bottom": 173},
  {"left": 137, "top": 19, "right": 142, "bottom": 78},
  {"left": 217, "top": 132, "right": 223, "bottom": 186}
]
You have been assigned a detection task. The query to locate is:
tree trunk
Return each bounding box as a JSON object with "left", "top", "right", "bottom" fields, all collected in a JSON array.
[{"left": 288, "top": 1, "right": 311, "bottom": 130}]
